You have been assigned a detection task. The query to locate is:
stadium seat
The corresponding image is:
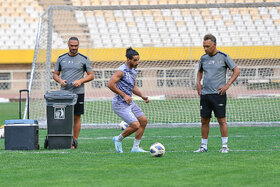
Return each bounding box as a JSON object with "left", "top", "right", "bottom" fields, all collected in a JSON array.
[{"left": 0, "top": 0, "right": 279, "bottom": 49}]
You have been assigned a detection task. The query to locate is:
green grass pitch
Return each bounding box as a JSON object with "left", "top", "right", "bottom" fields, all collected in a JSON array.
[{"left": 0, "top": 102, "right": 279, "bottom": 186}]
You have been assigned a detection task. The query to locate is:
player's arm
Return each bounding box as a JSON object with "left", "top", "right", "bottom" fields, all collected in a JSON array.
[
  {"left": 108, "top": 70, "right": 132, "bottom": 104},
  {"left": 218, "top": 66, "right": 240, "bottom": 95},
  {"left": 53, "top": 70, "right": 67, "bottom": 87},
  {"left": 133, "top": 84, "right": 149, "bottom": 103},
  {"left": 72, "top": 71, "right": 94, "bottom": 87},
  {"left": 196, "top": 69, "right": 203, "bottom": 96}
]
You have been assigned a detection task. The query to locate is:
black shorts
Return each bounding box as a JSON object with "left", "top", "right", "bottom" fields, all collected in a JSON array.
[
  {"left": 74, "top": 94, "right": 84, "bottom": 115},
  {"left": 200, "top": 94, "right": 227, "bottom": 118}
]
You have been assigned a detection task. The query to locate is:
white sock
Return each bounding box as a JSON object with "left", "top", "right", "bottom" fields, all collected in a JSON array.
[
  {"left": 222, "top": 137, "right": 228, "bottom": 148},
  {"left": 201, "top": 138, "right": 208, "bottom": 149},
  {"left": 117, "top": 134, "right": 124, "bottom": 141},
  {"left": 132, "top": 139, "right": 141, "bottom": 149}
]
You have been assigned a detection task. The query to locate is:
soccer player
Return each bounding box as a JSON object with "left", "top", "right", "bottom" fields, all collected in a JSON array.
[
  {"left": 108, "top": 47, "right": 149, "bottom": 153},
  {"left": 53, "top": 37, "right": 94, "bottom": 149},
  {"left": 194, "top": 34, "right": 240, "bottom": 153}
]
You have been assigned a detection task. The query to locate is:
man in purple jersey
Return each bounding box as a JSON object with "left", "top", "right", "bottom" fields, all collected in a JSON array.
[{"left": 108, "top": 47, "right": 149, "bottom": 153}]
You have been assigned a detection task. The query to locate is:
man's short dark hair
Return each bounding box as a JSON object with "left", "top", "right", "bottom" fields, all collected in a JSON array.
[
  {"left": 68, "top": 37, "right": 79, "bottom": 43},
  {"left": 204, "top": 34, "right": 216, "bottom": 44}
]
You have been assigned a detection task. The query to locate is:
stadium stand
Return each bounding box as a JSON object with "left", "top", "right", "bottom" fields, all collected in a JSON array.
[
  {"left": 0, "top": 0, "right": 279, "bottom": 49},
  {"left": 0, "top": 0, "right": 42, "bottom": 49},
  {"left": 0, "top": 0, "right": 279, "bottom": 99}
]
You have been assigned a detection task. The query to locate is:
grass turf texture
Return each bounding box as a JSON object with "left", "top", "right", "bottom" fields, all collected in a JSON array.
[{"left": 0, "top": 127, "right": 279, "bottom": 186}]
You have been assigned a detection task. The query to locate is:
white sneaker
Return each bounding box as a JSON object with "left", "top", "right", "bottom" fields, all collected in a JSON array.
[
  {"left": 131, "top": 147, "right": 148, "bottom": 153},
  {"left": 113, "top": 136, "right": 123, "bottom": 153},
  {"left": 193, "top": 147, "right": 208, "bottom": 152},
  {"left": 220, "top": 147, "right": 229, "bottom": 153}
]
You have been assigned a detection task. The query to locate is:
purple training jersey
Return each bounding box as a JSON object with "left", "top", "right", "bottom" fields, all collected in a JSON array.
[{"left": 112, "top": 63, "right": 137, "bottom": 104}]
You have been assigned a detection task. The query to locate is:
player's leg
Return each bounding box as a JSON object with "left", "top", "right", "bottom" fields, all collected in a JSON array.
[
  {"left": 112, "top": 102, "right": 139, "bottom": 153},
  {"left": 121, "top": 121, "right": 140, "bottom": 138},
  {"left": 217, "top": 117, "right": 229, "bottom": 153},
  {"left": 213, "top": 94, "right": 229, "bottom": 153},
  {"left": 72, "top": 94, "right": 84, "bottom": 149},
  {"left": 130, "top": 115, "right": 148, "bottom": 152},
  {"left": 73, "top": 114, "right": 81, "bottom": 140},
  {"left": 113, "top": 103, "right": 140, "bottom": 138},
  {"left": 217, "top": 117, "right": 228, "bottom": 137},
  {"left": 130, "top": 103, "right": 148, "bottom": 152},
  {"left": 201, "top": 117, "right": 211, "bottom": 139},
  {"left": 194, "top": 117, "right": 210, "bottom": 152},
  {"left": 134, "top": 115, "right": 147, "bottom": 140},
  {"left": 113, "top": 121, "right": 140, "bottom": 153},
  {"left": 194, "top": 95, "right": 211, "bottom": 152},
  {"left": 133, "top": 102, "right": 148, "bottom": 140}
]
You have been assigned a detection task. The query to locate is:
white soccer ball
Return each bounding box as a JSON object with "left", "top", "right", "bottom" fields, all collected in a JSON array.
[
  {"left": 150, "top": 142, "right": 165, "bottom": 157},
  {"left": 119, "top": 121, "right": 129, "bottom": 130}
]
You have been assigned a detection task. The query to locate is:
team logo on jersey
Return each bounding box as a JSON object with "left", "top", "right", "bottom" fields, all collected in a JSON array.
[{"left": 208, "top": 60, "right": 215, "bottom": 65}]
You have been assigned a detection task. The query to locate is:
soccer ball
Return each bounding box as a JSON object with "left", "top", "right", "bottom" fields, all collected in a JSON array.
[
  {"left": 149, "top": 142, "right": 165, "bottom": 157},
  {"left": 119, "top": 121, "right": 129, "bottom": 130}
]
